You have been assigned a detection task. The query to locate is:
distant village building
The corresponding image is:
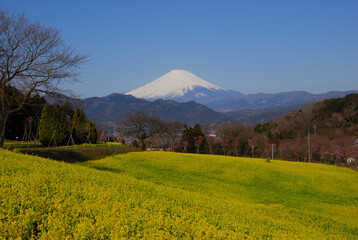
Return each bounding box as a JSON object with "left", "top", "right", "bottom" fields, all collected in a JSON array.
[
  {"left": 347, "top": 157, "right": 356, "bottom": 165},
  {"left": 146, "top": 147, "right": 164, "bottom": 151},
  {"left": 209, "top": 131, "right": 217, "bottom": 138}
]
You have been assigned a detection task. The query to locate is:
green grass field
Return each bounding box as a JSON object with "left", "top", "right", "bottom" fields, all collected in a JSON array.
[{"left": 1, "top": 150, "right": 357, "bottom": 239}]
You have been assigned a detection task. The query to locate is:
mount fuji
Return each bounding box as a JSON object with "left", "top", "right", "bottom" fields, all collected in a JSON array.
[{"left": 125, "top": 70, "right": 242, "bottom": 104}]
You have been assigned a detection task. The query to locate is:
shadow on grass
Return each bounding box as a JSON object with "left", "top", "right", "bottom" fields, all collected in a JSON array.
[
  {"left": 16, "top": 145, "right": 141, "bottom": 163},
  {"left": 91, "top": 166, "right": 125, "bottom": 174}
]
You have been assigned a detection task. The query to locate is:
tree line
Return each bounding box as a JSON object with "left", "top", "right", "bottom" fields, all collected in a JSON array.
[
  {"left": 120, "top": 94, "right": 358, "bottom": 170},
  {"left": 120, "top": 113, "right": 253, "bottom": 156},
  {"left": 0, "top": 10, "right": 86, "bottom": 147},
  {"left": 39, "top": 103, "right": 97, "bottom": 146},
  {"left": 1, "top": 91, "right": 98, "bottom": 147}
]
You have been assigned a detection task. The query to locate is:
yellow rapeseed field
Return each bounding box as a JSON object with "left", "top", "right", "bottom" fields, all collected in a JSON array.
[{"left": 1, "top": 149, "right": 357, "bottom": 239}]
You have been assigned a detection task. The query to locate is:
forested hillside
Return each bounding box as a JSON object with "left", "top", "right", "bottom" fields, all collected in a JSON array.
[
  {"left": 251, "top": 94, "right": 358, "bottom": 166},
  {"left": 118, "top": 94, "right": 357, "bottom": 169}
]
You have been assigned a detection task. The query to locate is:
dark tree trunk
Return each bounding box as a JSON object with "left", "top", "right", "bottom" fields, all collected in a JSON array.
[
  {"left": 0, "top": 114, "right": 9, "bottom": 148},
  {"left": 140, "top": 138, "right": 146, "bottom": 150}
]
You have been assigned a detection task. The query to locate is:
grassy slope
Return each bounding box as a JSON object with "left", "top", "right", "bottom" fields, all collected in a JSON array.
[
  {"left": 0, "top": 150, "right": 357, "bottom": 239},
  {"left": 82, "top": 152, "right": 358, "bottom": 236}
]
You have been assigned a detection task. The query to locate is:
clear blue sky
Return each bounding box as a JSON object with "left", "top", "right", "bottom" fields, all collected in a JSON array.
[{"left": 1, "top": 0, "right": 357, "bottom": 97}]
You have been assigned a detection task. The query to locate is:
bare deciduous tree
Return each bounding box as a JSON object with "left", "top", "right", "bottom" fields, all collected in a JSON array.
[
  {"left": 182, "top": 140, "right": 188, "bottom": 153},
  {"left": 206, "top": 136, "right": 216, "bottom": 155},
  {"left": 194, "top": 136, "right": 203, "bottom": 154},
  {"left": 0, "top": 11, "right": 87, "bottom": 147},
  {"left": 233, "top": 136, "right": 240, "bottom": 157},
  {"left": 161, "top": 121, "right": 183, "bottom": 151},
  {"left": 120, "top": 112, "right": 163, "bottom": 149},
  {"left": 216, "top": 122, "right": 253, "bottom": 156},
  {"left": 219, "top": 138, "right": 228, "bottom": 156}
]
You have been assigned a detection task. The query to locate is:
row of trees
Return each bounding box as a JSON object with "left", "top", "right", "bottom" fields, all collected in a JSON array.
[
  {"left": 0, "top": 86, "right": 98, "bottom": 147},
  {"left": 2, "top": 87, "right": 46, "bottom": 141},
  {"left": 121, "top": 94, "right": 358, "bottom": 169},
  {"left": 120, "top": 111, "right": 250, "bottom": 155},
  {"left": 120, "top": 112, "right": 182, "bottom": 150},
  {"left": 213, "top": 94, "right": 358, "bottom": 168},
  {"left": 39, "top": 104, "right": 97, "bottom": 146},
  {"left": 1, "top": 10, "right": 86, "bottom": 148}
]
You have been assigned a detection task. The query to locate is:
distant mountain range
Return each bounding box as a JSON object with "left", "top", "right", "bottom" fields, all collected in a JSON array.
[
  {"left": 125, "top": 69, "right": 357, "bottom": 112},
  {"left": 83, "top": 93, "right": 228, "bottom": 127},
  {"left": 81, "top": 91, "right": 356, "bottom": 129},
  {"left": 207, "top": 90, "right": 358, "bottom": 112},
  {"left": 224, "top": 107, "right": 297, "bottom": 126},
  {"left": 46, "top": 69, "right": 357, "bottom": 128}
]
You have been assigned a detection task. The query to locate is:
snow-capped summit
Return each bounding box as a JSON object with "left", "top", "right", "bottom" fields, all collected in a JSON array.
[{"left": 125, "top": 70, "right": 239, "bottom": 104}]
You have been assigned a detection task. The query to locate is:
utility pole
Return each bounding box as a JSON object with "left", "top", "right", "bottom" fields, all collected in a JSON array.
[
  {"left": 271, "top": 144, "right": 274, "bottom": 160},
  {"left": 308, "top": 132, "right": 311, "bottom": 162}
]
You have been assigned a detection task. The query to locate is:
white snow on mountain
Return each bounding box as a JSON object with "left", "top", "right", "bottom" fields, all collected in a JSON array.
[{"left": 125, "top": 69, "right": 227, "bottom": 100}]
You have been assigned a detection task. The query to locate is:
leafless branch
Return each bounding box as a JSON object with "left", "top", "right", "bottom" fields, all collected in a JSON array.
[{"left": 0, "top": 10, "right": 88, "bottom": 147}]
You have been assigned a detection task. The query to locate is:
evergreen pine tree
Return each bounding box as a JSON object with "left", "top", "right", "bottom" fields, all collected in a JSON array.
[
  {"left": 89, "top": 122, "right": 98, "bottom": 144},
  {"left": 181, "top": 123, "right": 205, "bottom": 153},
  {"left": 39, "top": 104, "right": 69, "bottom": 146},
  {"left": 72, "top": 108, "right": 88, "bottom": 144},
  {"left": 72, "top": 108, "right": 97, "bottom": 144}
]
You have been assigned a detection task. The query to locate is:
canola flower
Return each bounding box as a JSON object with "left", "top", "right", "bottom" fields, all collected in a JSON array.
[{"left": 0, "top": 149, "right": 357, "bottom": 239}]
